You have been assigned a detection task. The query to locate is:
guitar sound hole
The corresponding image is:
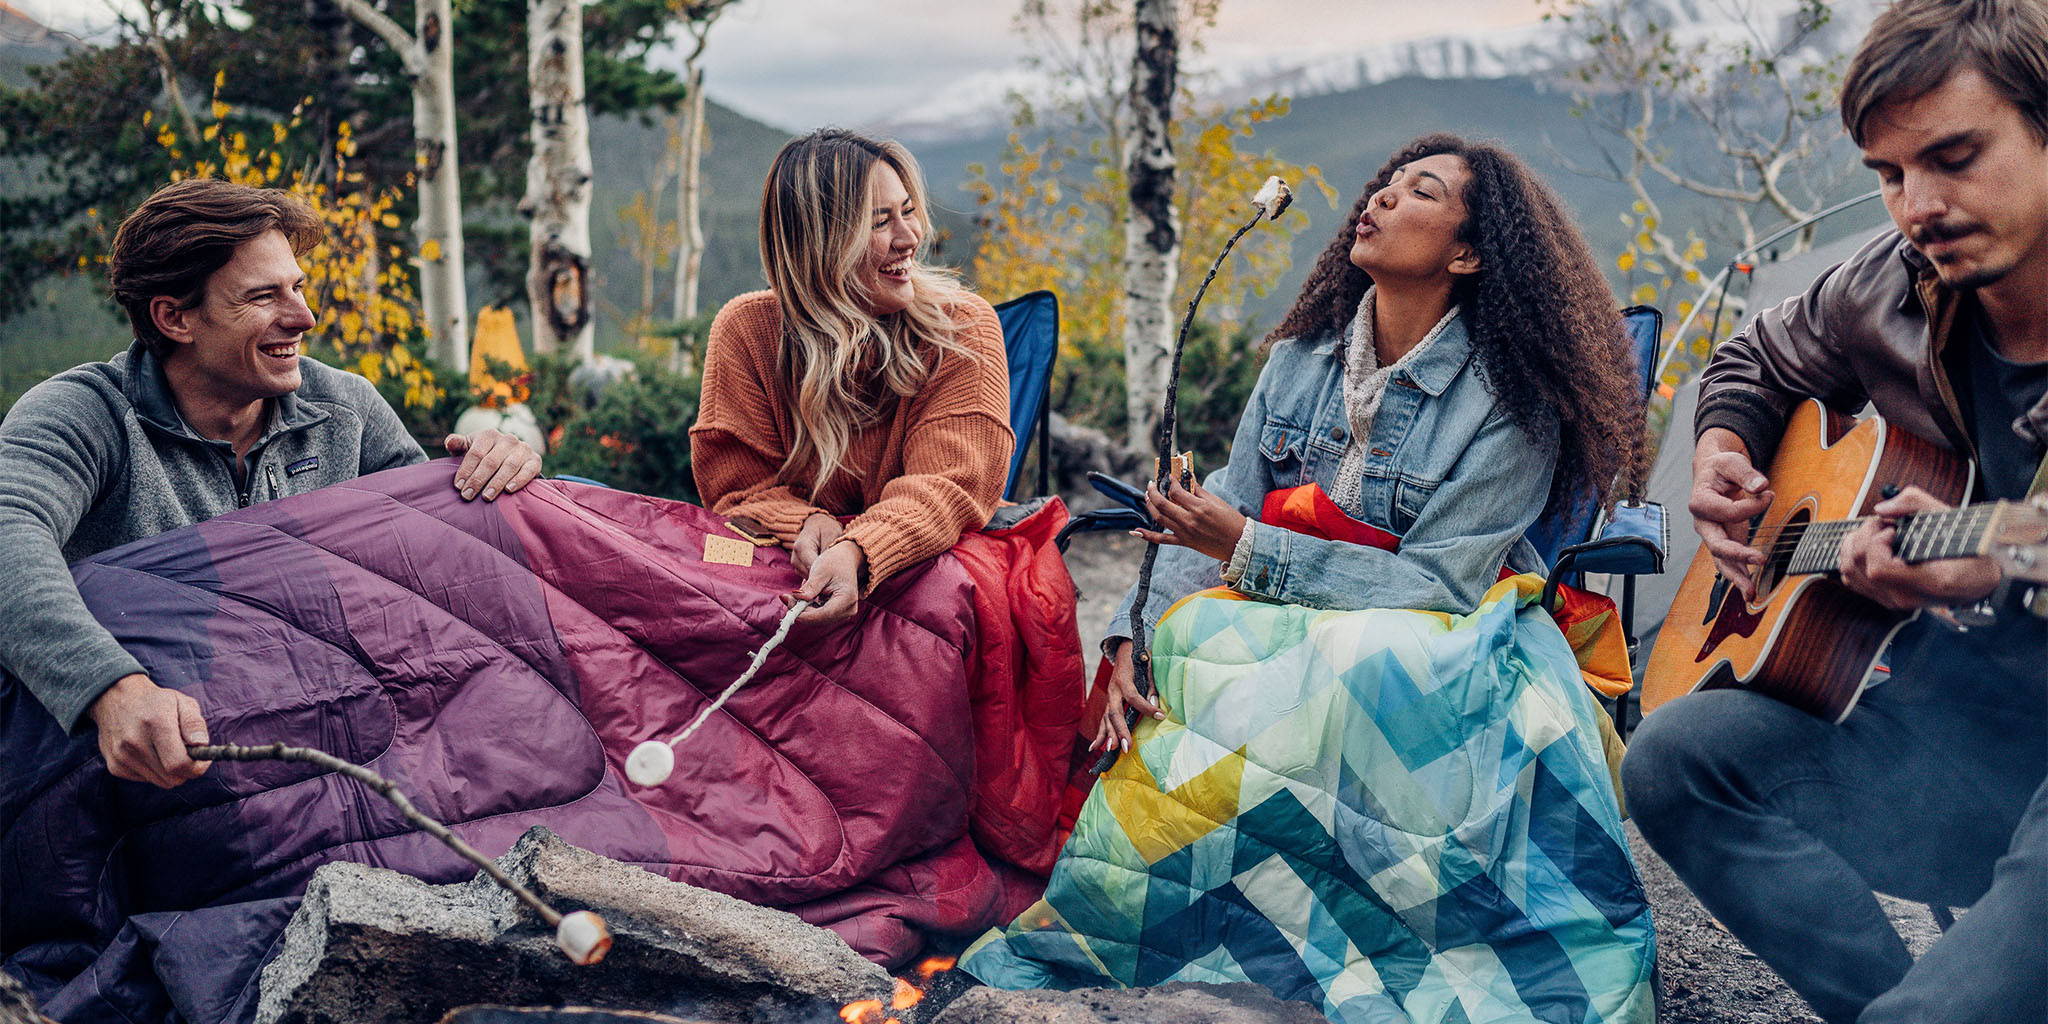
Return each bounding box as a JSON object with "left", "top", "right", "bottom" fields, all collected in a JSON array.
[{"left": 1755, "top": 507, "right": 1811, "bottom": 598}]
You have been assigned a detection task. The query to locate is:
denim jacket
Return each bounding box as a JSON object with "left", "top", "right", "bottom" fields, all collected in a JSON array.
[{"left": 1108, "top": 312, "right": 1558, "bottom": 647}]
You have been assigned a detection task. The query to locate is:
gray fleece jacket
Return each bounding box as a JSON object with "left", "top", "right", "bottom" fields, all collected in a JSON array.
[{"left": 0, "top": 340, "right": 425, "bottom": 732}]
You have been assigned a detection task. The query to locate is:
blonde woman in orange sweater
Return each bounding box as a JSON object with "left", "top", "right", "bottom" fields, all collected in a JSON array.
[{"left": 690, "top": 129, "right": 1015, "bottom": 624}]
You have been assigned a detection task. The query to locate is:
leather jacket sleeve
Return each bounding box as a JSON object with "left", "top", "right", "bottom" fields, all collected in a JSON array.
[{"left": 1694, "top": 255, "right": 1879, "bottom": 469}]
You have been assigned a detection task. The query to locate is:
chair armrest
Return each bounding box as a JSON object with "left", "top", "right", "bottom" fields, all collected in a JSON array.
[
  {"left": 1087, "top": 471, "right": 1150, "bottom": 516},
  {"left": 1541, "top": 502, "right": 1668, "bottom": 610},
  {"left": 1055, "top": 506, "right": 1153, "bottom": 552}
]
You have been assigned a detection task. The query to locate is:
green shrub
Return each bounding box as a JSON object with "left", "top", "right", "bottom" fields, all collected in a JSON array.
[{"left": 544, "top": 357, "right": 701, "bottom": 502}]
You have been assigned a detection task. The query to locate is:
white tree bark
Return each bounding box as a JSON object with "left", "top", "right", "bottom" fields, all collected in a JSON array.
[
  {"left": 1121, "top": 0, "right": 1179, "bottom": 460},
  {"left": 336, "top": 0, "right": 470, "bottom": 369},
  {"left": 671, "top": 65, "right": 707, "bottom": 324},
  {"left": 671, "top": 6, "right": 730, "bottom": 332},
  {"left": 525, "top": 0, "right": 595, "bottom": 359}
]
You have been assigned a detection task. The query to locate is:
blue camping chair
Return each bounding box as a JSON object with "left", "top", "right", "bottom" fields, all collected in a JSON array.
[
  {"left": 1535, "top": 305, "right": 1670, "bottom": 734},
  {"left": 997, "top": 290, "right": 1060, "bottom": 500}
]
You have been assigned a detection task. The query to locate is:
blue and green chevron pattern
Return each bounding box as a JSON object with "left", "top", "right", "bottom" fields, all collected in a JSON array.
[{"left": 963, "top": 579, "right": 1656, "bottom": 1024}]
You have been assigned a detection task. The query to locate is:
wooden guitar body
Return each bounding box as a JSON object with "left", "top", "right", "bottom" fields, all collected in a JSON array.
[{"left": 1643, "top": 401, "right": 1972, "bottom": 722}]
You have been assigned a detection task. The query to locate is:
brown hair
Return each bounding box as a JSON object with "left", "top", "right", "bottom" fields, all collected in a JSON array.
[
  {"left": 1266, "top": 133, "right": 1647, "bottom": 523},
  {"left": 1841, "top": 0, "right": 2048, "bottom": 146},
  {"left": 110, "top": 178, "right": 323, "bottom": 356}
]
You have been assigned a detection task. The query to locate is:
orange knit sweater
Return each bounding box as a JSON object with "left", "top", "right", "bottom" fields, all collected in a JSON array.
[{"left": 690, "top": 290, "right": 1015, "bottom": 589}]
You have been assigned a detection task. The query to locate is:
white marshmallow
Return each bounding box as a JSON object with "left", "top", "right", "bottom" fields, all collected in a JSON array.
[{"left": 625, "top": 740, "right": 676, "bottom": 787}]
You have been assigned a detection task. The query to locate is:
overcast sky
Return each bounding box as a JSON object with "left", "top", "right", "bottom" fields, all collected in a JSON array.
[
  {"left": 689, "top": 0, "right": 1546, "bottom": 129},
  {"left": 14, "top": 0, "right": 1548, "bottom": 131}
]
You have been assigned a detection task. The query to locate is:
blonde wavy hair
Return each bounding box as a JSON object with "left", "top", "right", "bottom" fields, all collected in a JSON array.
[{"left": 759, "top": 128, "right": 977, "bottom": 496}]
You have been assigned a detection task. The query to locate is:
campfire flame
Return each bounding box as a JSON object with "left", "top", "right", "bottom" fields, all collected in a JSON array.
[
  {"left": 838, "top": 955, "right": 958, "bottom": 1023},
  {"left": 837, "top": 999, "right": 884, "bottom": 1024}
]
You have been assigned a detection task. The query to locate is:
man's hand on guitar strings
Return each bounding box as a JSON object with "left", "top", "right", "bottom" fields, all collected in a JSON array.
[
  {"left": 1690, "top": 429, "right": 1774, "bottom": 600},
  {"left": 1838, "top": 486, "right": 2002, "bottom": 611}
]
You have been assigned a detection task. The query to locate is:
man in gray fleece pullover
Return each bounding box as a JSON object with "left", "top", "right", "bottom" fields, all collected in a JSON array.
[{"left": 0, "top": 179, "right": 542, "bottom": 788}]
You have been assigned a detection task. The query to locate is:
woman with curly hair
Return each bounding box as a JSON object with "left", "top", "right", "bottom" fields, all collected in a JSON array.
[
  {"left": 690, "top": 128, "right": 1014, "bottom": 624},
  {"left": 1095, "top": 132, "right": 1646, "bottom": 750},
  {"left": 962, "top": 134, "right": 1656, "bottom": 1023}
]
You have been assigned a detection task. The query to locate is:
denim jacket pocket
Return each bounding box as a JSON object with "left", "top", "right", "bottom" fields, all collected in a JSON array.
[
  {"left": 1390, "top": 475, "right": 1442, "bottom": 535},
  {"left": 1258, "top": 421, "right": 1313, "bottom": 489}
]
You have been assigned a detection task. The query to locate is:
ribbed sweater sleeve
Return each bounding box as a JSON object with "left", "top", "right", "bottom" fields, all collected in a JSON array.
[
  {"left": 690, "top": 292, "right": 830, "bottom": 541},
  {"left": 841, "top": 298, "right": 1014, "bottom": 588}
]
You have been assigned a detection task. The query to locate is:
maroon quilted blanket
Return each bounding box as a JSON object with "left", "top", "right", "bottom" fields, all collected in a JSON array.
[{"left": 0, "top": 461, "right": 1084, "bottom": 1023}]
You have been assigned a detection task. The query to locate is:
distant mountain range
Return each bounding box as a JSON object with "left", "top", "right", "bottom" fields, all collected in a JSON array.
[{"left": 879, "top": 0, "right": 1878, "bottom": 145}]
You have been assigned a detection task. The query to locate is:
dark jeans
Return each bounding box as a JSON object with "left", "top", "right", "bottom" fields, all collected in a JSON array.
[{"left": 1622, "top": 625, "right": 2047, "bottom": 1024}]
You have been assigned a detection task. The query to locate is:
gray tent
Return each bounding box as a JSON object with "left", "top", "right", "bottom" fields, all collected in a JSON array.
[{"left": 1625, "top": 223, "right": 1894, "bottom": 670}]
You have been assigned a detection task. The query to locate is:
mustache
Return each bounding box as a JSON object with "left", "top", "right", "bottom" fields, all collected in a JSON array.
[{"left": 1909, "top": 218, "right": 1984, "bottom": 245}]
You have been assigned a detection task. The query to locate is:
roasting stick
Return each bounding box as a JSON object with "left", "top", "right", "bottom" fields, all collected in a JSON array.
[
  {"left": 624, "top": 597, "right": 812, "bottom": 788},
  {"left": 1093, "top": 175, "right": 1293, "bottom": 775},
  {"left": 187, "top": 740, "right": 613, "bottom": 965}
]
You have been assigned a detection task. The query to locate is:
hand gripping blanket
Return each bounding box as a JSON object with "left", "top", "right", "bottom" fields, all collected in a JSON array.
[
  {"left": 0, "top": 462, "right": 1083, "bottom": 1024},
  {"left": 961, "top": 578, "right": 1657, "bottom": 1024}
]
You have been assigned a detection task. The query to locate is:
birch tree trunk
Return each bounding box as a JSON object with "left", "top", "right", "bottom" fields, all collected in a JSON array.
[
  {"left": 525, "top": 0, "right": 595, "bottom": 360},
  {"left": 671, "top": 66, "right": 707, "bottom": 326},
  {"left": 1121, "top": 0, "right": 1179, "bottom": 460},
  {"left": 336, "top": 0, "right": 470, "bottom": 369},
  {"left": 671, "top": 4, "right": 732, "bottom": 363}
]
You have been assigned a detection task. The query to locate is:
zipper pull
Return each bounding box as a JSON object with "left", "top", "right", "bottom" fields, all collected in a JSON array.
[{"left": 267, "top": 464, "right": 280, "bottom": 500}]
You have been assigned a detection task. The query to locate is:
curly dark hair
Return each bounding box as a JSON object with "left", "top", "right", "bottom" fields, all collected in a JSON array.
[{"left": 1266, "top": 133, "right": 1646, "bottom": 523}]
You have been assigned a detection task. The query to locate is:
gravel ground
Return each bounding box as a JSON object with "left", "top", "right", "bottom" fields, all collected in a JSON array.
[{"left": 1052, "top": 509, "right": 1945, "bottom": 1023}]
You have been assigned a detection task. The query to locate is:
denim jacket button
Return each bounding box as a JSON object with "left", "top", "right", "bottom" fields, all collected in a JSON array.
[{"left": 1329, "top": 427, "right": 1345, "bottom": 442}]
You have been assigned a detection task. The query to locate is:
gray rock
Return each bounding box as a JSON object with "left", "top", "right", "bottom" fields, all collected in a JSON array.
[
  {"left": 932, "top": 982, "right": 1332, "bottom": 1024},
  {"left": 568, "top": 355, "right": 636, "bottom": 406},
  {"left": 258, "top": 826, "right": 890, "bottom": 1024},
  {"left": 438, "top": 1007, "right": 712, "bottom": 1023}
]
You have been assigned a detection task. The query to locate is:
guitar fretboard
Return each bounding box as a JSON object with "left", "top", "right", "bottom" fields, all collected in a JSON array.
[{"left": 1777, "top": 504, "right": 2003, "bottom": 576}]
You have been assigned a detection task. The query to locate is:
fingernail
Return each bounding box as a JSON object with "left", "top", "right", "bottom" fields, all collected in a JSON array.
[
  {"left": 1122, "top": 738, "right": 1131, "bottom": 752},
  {"left": 483, "top": 488, "right": 498, "bottom": 500},
  {"left": 463, "top": 488, "right": 477, "bottom": 500},
  {"left": 1153, "top": 711, "right": 1165, "bottom": 720}
]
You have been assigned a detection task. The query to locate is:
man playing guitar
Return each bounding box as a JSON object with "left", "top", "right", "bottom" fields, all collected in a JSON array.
[{"left": 1623, "top": 2, "right": 2048, "bottom": 1022}]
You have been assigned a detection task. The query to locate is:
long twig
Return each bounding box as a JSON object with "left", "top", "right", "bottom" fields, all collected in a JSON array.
[
  {"left": 1094, "top": 187, "right": 1284, "bottom": 775},
  {"left": 662, "top": 597, "right": 808, "bottom": 750}
]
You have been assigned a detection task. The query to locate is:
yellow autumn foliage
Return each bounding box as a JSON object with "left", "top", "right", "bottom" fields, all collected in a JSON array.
[
  {"left": 966, "top": 93, "right": 1333, "bottom": 375},
  {"left": 157, "top": 77, "right": 442, "bottom": 410}
]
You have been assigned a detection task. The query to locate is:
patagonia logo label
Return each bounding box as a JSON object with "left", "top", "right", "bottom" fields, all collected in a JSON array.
[{"left": 286, "top": 456, "right": 321, "bottom": 476}]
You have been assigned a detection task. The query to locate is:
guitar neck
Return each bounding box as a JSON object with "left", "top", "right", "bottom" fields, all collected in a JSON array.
[{"left": 1784, "top": 503, "right": 2006, "bottom": 576}]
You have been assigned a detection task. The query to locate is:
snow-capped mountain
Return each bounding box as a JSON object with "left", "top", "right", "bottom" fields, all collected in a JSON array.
[{"left": 881, "top": 0, "right": 1877, "bottom": 144}]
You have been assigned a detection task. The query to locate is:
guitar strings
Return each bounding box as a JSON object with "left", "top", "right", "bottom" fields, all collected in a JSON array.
[
  {"left": 1751, "top": 507, "right": 1997, "bottom": 556},
  {"left": 1742, "top": 505, "right": 1999, "bottom": 564}
]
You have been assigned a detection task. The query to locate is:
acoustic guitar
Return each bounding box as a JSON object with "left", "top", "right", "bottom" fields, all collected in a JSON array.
[{"left": 1643, "top": 400, "right": 2048, "bottom": 723}]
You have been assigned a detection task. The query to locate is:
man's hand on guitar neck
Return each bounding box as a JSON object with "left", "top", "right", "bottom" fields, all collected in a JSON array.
[
  {"left": 1839, "top": 487, "right": 2003, "bottom": 611},
  {"left": 1690, "top": 428, "right": 1774, "bottom": 601}
]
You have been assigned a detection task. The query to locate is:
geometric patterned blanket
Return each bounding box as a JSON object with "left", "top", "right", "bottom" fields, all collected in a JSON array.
[{"left": 962, "top": 576, "right": 1656, "bottom": 1023}]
